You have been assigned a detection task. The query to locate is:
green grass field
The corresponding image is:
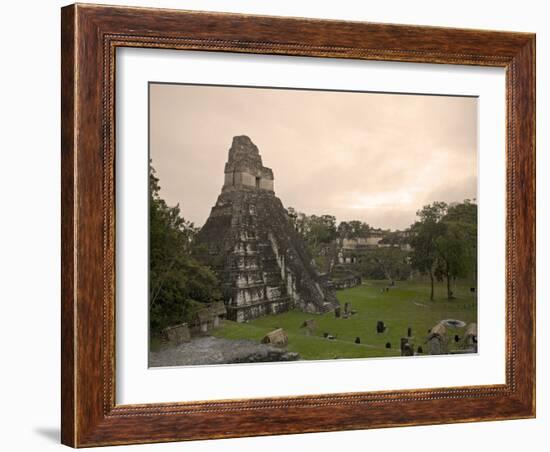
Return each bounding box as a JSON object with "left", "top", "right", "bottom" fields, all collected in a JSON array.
[{"left": 213, "top": 279, "right": 477, "bottom": 360}]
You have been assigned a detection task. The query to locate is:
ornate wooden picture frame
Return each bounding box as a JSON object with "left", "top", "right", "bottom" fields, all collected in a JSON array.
[{"left": 61, "top": 3, "right": 535, "bottom": 447}]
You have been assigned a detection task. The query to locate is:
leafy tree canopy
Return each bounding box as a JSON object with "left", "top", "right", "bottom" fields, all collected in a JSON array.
[
  {"left": 409, "top": 200, "right": 477, "bottom": 299},
  {"left": 337, "top": 220, "right": 371, "bottom": 239},
  {"left": 149, "top": 162, "right": 221, "bottom": 334}
]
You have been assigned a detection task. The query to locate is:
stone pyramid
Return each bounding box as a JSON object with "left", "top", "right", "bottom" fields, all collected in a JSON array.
[{"left": 196, "top": 136, "right": 338, "bottom": 322}]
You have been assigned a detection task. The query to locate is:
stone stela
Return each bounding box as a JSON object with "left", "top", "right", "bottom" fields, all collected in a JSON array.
[{"left": 196, "top": 136, "right": 338, "bottom": 322}]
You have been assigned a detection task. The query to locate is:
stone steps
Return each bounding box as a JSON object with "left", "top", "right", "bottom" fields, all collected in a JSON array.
[{"left": 223, "top": 215, "right": 292, "bottom": 320}]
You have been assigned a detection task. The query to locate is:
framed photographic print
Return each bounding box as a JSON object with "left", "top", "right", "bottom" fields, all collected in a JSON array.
[{"left": 61, "top": 3, "right": 535, "bottom": 447}]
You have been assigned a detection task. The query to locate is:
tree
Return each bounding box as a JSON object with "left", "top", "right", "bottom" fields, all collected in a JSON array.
[
  {"left": 435, "top": 200, "right": 477, "bottom": 298},
  {"left": 409, "top": 202, "right": 447, "bottom": 301},
  {"left": 367, "top": 246, "right": 411, "bottom": 285},
  {"left": 337, "top": 221, "right": 352, "bottom": 239},
  {"left": 288, "top": 209, "right": 349, "bottom": 272},
  {"left": 287, "top": 209, "right": 337, "bottom": 248},
  {"left": 149, "top": 161, "right": 221, "bottom": 334},
  {"left": 337, "top": 220, "right": 370, "bottom": 239},
  {"left": 307, "top": 215, "right": 337, "bottom": 247},
  {"left": 410, "top": 200, "right": 477, "bottom": 300},
  {"left": 444, "top": 199, "right": 477, "bottom": 224}
]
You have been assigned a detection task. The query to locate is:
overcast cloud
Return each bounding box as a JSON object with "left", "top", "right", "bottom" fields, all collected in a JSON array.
[{"left": 150, "top": 83, "right": 477, "bottom": 230}]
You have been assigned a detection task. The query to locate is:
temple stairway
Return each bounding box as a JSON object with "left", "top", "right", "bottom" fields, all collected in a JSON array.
[{"left": 223, "top": 204, "right": 293, "bottom": 322}]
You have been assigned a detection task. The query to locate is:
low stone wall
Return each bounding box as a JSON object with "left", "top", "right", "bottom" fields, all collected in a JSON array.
[
  {"left": 332, "top": 275, "right": 362, "bottom": 290},
  {"left": 226, "top": 298, "right": 293, "bottom": 322}
]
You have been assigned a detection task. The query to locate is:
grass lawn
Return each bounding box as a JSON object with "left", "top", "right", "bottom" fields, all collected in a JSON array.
[{"left": 213, "top": 279, "right": 477, "bottom": 360}]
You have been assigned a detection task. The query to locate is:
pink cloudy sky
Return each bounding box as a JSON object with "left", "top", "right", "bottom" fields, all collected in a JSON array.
[{"left": 149, "top": 83, "right": 477, "bottom": 230}]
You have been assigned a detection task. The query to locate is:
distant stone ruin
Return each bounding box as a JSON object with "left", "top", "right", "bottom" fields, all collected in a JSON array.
[
  {"left": 261, "top": 328, "right": 289, "bottom": 347},
  {"left": 191, "top": 302, "right": 227, "bottom": 335},
  {"left": 332, "top": 271, "right": 362, "bottom": 290},
  {"left": 300, "top": 319, "right": 317, "bottom": 335},
  {"left": 196, "top": 136, "right": 338, "bottom": 322}
]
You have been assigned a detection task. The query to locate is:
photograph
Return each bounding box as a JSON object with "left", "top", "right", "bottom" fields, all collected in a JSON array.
[
  {"left": 52, "top": 2, "right": 536, "bottom": 448},
  {"left": 148, "top": 83, "right": 479, "bottom": 367}
]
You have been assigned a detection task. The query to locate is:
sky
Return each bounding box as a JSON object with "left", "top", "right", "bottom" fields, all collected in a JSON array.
[{"left": 149, "top": 83, "right": 477, "bottom": 230}]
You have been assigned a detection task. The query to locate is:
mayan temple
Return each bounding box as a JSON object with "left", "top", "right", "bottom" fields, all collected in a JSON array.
[{"left": 195, "top": 136, "right": 338, "bottom": 322}]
